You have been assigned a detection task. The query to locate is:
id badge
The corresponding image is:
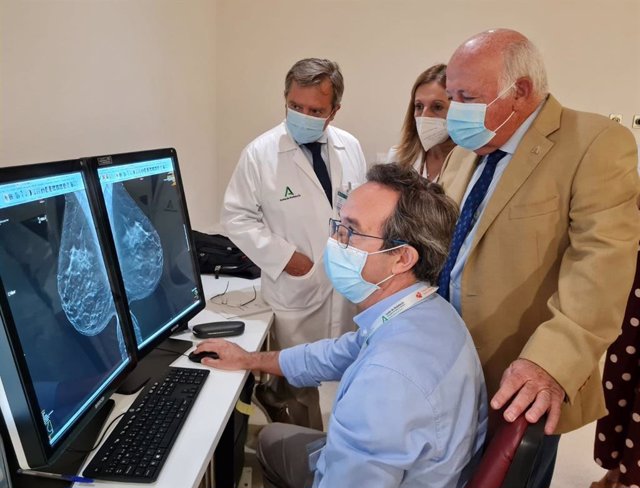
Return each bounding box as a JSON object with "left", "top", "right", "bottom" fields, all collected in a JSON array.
[{"left": 335, "top": 190, "right": 349, "bottom": 215}]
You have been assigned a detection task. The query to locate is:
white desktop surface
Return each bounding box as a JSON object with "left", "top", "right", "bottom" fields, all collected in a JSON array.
[{"left": 75, "top": 275, "right": 272, "bottom": 488}]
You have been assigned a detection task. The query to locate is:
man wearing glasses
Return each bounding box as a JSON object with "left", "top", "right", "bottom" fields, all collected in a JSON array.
[
  {"left": 222, "top": 58, "right": 366, "bottom": 429},
  {"left": 198, "top": 164, "right": 487, "bottom": 488}
]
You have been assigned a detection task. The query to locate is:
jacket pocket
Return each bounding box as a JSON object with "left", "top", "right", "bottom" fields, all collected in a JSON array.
[
  {"left": 509, "top": 195, "right": 559, "bottom": 219},
  {"left": 263, "top": 260, "right": 331, "bottom": 310}
]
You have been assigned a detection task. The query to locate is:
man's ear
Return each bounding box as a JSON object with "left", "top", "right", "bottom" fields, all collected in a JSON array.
[
  {"left": 325, "top": 104, "right": 340, "bottom": 126},
  {"left": 391, "top": 245, "right": 419, "bottom": 275},
  {"left": 513, "top": 77, "right": 533, "bottom": 109}
]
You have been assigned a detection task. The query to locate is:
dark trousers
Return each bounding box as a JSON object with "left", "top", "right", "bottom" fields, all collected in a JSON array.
[
  {"left": 529, "top": 434, "right": 560, "bottom": 488},
  {"left": 257, "top": 423, "right": 325, "bottom": 488}
]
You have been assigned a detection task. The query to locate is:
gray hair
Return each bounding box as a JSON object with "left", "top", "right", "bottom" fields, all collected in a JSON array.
[
  {"left": 284, "top": 58, "right": 344, "bottom": 107},
  {"left": 366, "top": 164, "right": 459, "bottom": 285},
  {"left": 499, "top": 38, "right": 549, "bottom": 99}
]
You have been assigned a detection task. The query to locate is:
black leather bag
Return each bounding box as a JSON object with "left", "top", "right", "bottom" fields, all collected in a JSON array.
[{"left": 191, "top": 230, "right": 261, "bottom": 279}]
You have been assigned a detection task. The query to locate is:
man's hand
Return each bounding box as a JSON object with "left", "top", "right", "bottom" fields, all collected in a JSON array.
[
  {"left": 490, "top": 358, "right": 565, "bottom": 435},
  {"left": 284, "top": 251, "right": 313, "bottom": 276},
  {"left": 195, "top": 339, "right": 251, "bottom": 370},
  {"left": 194, "top": 339, "right": 283, "bottom": 376}
]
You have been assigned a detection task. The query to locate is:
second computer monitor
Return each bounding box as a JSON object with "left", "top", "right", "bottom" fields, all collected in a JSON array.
[{"left": 85, "top": 148, "right": 204, "bottom": 357}]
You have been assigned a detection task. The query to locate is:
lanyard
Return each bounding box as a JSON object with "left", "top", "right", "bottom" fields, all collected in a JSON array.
[{"left": 363, "top": 284, "right": 438, "bottom": 347}]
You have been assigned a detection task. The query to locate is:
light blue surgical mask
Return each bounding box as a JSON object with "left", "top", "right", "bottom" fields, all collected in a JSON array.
[
  {"left": 286, "top": 108, "right": 328, "bottom": 145},
  {"left": 323, "top": 238, "right": 403, "bottom": 304},
  {"left": 446, "top": 83, "right": 516, "bottom": 151}
]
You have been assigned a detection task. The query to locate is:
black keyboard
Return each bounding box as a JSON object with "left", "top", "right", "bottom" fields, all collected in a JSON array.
[{"left": 83, "top": 366, "right": 209, "bottom": 483}]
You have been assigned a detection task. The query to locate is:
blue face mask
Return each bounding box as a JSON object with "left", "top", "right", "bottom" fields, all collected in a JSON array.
[
  {"left": 323, "top": 238, "right": 402, "bottom": 304},
  {"left": 446, "top": 83, "right": 516, "bottom": 151},
  {"left": 286, "top": 108, "right": 328, "bottom": 145}
]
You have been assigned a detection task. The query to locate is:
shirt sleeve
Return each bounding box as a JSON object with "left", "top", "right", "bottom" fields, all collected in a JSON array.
[
  {"left": 316, "top": 363, "right": 437, "bottom": 488},
  {"left": 279, "top": 332, "right": 363, "bottom": 387},
  {"left": 221, "top": 146, "right": 297, "bottom": 281}
]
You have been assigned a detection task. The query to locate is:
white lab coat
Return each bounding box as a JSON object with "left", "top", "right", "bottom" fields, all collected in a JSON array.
[{"left": 222, "top": 122, "right": 367, "bottom": 348}]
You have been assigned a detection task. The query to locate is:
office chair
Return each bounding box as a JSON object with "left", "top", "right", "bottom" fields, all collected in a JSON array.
[{"left": 466, "top": 412, "right": 546, "bottom": 488}]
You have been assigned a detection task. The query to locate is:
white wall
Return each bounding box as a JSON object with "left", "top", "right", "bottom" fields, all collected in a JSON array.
[
  {"left": 1, "top": 0, "right": 638, "bottom": 226},
  {"left": 215, "top": 0, "right": 640, "bottom": 213},
  {"left": 0, "top": 0, "right": 217, "bottom": 230}
]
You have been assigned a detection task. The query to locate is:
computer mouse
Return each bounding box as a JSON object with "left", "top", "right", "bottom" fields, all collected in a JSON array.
[{"left": 188, "top": 350, "right": 219, "bottom": 363}]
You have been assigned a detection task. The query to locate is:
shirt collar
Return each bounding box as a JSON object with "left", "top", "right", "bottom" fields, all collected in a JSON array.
[
  {"left": 353, "top": 282, "right": 424, "bottom": 335},
  {"left": 499, "top": 101, "right": 545, "bottom": 155}
]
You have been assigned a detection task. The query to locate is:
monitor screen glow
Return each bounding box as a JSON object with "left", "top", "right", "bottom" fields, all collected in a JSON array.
[
  {"left": 0, "top": 164, "right": 134, "bottom": 468},
  {"left": 94, "top": 150, "right": 203, "bottom": 354}
]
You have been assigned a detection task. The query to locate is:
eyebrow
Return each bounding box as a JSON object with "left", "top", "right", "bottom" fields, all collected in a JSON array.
[
  {"left": 446, "top": 89, "right": 476, "bottom": 97},
  {"left": 342, "top": 216, "right": 361, "bottom": 230},
  {"left": 287, "top": 101, "right": 326, "bottom": 112}
]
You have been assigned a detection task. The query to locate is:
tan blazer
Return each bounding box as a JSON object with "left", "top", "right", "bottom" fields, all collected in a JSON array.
[{"left": 439, "top": 95, "right": 640, "bottom": 434}]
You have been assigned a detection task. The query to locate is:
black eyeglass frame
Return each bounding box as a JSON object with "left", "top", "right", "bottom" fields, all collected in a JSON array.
[{"left": 329, "top": 218, "right": 408, "bottom": 249}]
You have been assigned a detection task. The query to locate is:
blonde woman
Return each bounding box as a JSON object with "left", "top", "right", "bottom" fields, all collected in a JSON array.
[{"left": 387, "top": 64, "right": 455, "bottom": 182}]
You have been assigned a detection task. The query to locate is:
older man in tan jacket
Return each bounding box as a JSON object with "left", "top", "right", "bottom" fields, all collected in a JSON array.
[{"left": 438, "top": 28, "right": 640, "bottom": 487}]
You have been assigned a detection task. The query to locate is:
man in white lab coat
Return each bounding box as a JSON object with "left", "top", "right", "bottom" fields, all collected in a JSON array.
[{"left": 221, "top": 58, "right": 367, "bottom": 429}]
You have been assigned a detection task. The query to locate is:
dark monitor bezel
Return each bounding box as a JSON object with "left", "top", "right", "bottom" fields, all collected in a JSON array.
[
  {"left": 82, "top": 147, "right": 205, "bottom": 360},
  {"left": 0, "top": 159, "right": 138, "bottom": 469}
]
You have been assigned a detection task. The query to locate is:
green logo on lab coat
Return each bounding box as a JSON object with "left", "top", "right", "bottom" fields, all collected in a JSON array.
[{"left": 280, "top": 186, "right": 301, "bottom": 201}]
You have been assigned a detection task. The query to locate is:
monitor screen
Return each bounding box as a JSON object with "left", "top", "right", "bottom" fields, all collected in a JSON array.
[
  {"left": 88, "top": 148, "right": 204, "bottom": 356},
  {"left": 0, "top": 161, "right": 135, "bottom": 469}
]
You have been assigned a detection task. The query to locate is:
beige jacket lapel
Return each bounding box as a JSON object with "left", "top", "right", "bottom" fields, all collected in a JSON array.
[
  {"left": 440, "top": 151, "right": 479, "bottom": 204},
  {"left": 468, "top": 95, "right": 562, "bottom": 254}
]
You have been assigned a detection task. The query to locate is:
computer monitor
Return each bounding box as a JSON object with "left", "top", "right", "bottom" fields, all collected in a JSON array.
[
  {"left": 84, "top": 148, "right": 204, "bottom": 378},
  {"left": 0, "top": 160, "right": 136, "bottom": 470}
]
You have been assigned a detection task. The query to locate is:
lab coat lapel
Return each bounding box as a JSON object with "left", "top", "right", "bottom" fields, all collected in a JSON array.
[
  {"left": 326, "top": 127, "right": 344, "bottom": 201},
  {"left": 283, "top": 129, "right": 332, "bottom": 205},
  {"left": 467, "top": 96, "right": 561, "bottom": 256},
  {"left": 291, "top": 146, "right": 322, "bottom": 190}
]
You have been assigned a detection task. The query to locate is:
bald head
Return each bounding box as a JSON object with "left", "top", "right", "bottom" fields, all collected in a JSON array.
[
  {"left": 446, "top": 29, "right": 548, "bottom": 154},
  {"left": 451, "top": 29, "right": 548, "bottom": 98},
  {"left": 453, "top": 29, "right": 527, "bottom": 59}
]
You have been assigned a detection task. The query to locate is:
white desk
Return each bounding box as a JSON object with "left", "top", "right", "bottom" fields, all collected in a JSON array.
[{"left": 75, "top": 275, "right": 273, "bottom": 488}]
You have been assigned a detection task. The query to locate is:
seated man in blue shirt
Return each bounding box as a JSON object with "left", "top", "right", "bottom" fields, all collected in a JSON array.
[{"left": 195, "top": 163, "right": 488, "bottom": 488}]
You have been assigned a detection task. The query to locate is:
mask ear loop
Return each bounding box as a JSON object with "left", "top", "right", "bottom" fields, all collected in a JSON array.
[
  {"left": 486, "top": 81, "right": 517, "bottom": 133},
  {"left": 368, "top": 243, "right": 407, "bottom": 256},
  {"left": 492, "top": 110, "right": 515, "bottom": 133},
  {"left": 368, "top": 243, "right": 408, "bottom": 286},
  {"left": 487, "top": 81, "right": 517, "bottom": 107}
]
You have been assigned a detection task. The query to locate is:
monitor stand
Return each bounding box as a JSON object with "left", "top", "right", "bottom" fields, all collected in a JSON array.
[
  {"left": 116, "top": 337, "right": 192, "bottom": 395},
  {"left": 10, "top": 399, "right": 115, "bottom": 488}
]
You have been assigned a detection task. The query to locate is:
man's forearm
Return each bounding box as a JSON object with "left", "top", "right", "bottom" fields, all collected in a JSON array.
[{"left": 247, "top": 350, "right": 283, "bottom": 376}]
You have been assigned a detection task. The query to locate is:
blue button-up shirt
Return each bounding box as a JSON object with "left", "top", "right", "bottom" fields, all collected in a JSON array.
[
  {"left": 280, "top": 283, "right": 488, "bottom": 488},
  {"left": 450, "top": 104, "right": 544, "bottom": 313}
]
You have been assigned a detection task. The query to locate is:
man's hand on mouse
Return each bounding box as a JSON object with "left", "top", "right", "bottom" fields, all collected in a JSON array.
[
  {"left": 194, "top": 339, "right": 284, "bottom": 376},
  {"left": 195, "top": 339, "right": 249, "bottom": 370}
]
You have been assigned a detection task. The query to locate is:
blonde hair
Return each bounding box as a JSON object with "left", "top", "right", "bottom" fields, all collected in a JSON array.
[{"left": 392, "top": 64, "right": 447, "bottom": 168}]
